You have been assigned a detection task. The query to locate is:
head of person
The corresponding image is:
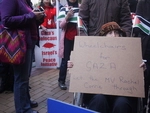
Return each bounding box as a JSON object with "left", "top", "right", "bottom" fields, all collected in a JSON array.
[
  {"left": 40, "top": 0, "right": 53, "bottom": 7},
  {"left": 99, "top": 22, "right": 126, "bottom": 37},
  {"left": 67, "top": 0, "right": 78, "bottom": 7},
  {"left": 51, "top": 0, "right": 58, "bottom": 6}
]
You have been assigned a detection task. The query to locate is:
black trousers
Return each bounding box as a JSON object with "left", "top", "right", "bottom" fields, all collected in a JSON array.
[
  {"left": 58, "top": 38, "right": 74, "bottom": 83},
  {"left": 83, "top": 94, "right": 137, "bottom": 113},
  {"left": 143, "top": 62, "right": 150, "bottom": 113},
  {"left": 0, "top": 63, "right": 14, "bottom": 92}
]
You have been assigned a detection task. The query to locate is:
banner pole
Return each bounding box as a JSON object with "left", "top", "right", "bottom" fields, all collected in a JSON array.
[{"left": 56, "top": 0, "right": 60, "bottom": 68}]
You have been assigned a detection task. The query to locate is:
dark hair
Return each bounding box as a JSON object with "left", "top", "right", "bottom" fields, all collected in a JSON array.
[
  {"left": 67, "top": 0, "right": 78, "bottom": 7},
  {"left": 39, "top": 0, "right": 53, "bottom": 8}
]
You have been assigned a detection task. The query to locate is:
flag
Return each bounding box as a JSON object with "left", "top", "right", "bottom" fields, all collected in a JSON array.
[
  {"left": 57, "top": 7, "right": 79, "bottom": 23},
  {"left": 77, "top": 17, "right": 88, "bottom": 35},
  {"left": 133, "top": 15, "right": 150, "bottom": 35}
]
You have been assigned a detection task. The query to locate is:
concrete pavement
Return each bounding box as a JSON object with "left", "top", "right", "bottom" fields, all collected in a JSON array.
[
  {"left": 0, "top": 66, "right": 150, "bottom": 113},
  {"left": 0, "top": 68, "right": 74, "bottom": 113}
]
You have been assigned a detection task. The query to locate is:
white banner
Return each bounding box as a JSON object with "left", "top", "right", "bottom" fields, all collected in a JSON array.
[{"left": 35, "top": 29, "right": 60, "bottom": 68}]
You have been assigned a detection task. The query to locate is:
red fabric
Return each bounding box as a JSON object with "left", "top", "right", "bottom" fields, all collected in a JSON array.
[
  {"left": 41, "top": 6, "right": 56, "bottom": 29},
  {"left": 65, "top": 23, "right": 77, "bottom": 40}
]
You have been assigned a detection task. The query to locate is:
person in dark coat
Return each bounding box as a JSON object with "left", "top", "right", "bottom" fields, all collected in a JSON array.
[
  {"left": 68, "top": 22, "right": 139, "bottom": 113},
  {"left": 79, "top": 0, "right": 132, "bottom": 37},
  {"left": 82, "top": 22, "right": 137, "bottom": 113},
  {"left": 128, "top": 0, "right": 138, "bottom": 12},
  {"left": 133, "top": 0, "right": 150, "bottom": 112}
]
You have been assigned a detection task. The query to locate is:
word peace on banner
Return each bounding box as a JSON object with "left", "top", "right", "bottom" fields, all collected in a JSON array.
[
  {"left": 69, "top": 36, "right": 144, "bottom": 98},
  {"left": 35, "top": 29, "right": 59, "bottom": 68}
]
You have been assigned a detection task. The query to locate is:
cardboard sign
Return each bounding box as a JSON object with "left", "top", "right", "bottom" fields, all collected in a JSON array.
[
  {"left": 35, "top": 29, "right": 60, "bottom": 68},
  {"left": 69, "top": 36, "right": 145, "bottom": 98}
]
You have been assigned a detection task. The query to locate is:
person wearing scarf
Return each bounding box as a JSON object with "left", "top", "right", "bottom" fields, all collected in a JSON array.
[{"left": 58, "top": 0, "right": 78, "bottom": 90}]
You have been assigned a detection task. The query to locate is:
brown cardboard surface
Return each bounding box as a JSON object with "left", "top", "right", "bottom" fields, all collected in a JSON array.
[{"left": 69, "top": 36, "right": 145, "bottom": 97}]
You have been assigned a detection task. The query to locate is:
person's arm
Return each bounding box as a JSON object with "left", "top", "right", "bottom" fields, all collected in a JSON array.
[
  {"left": 79, "top": 0, "right": 90, "bottom": 29},
  {"left": 119, "top": 0, "right": 132, "bottom": 37},
  {"left": 40, "top": 14, "right": 47, "bottom": 29},
  {"left": 139, "top": 60, "right": 147, "bottom": 71},
  {"left": 1, "top": 0, "right": 43, "bottom": 28},
  {"left": 60, "top": 7, "right": 74, "bottom": 29},
  {"left": 67, "top": 61, "right": 74, "bottom": 68}
]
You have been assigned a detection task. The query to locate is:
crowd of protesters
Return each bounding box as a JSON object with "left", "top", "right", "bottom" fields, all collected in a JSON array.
[{"left": 1, "top": 0, "right": 150, "bottom": 113}]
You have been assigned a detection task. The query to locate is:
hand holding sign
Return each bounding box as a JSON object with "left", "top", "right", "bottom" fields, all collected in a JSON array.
[{"left": 69, "top": 36, "right": 144, "bottom": 98}]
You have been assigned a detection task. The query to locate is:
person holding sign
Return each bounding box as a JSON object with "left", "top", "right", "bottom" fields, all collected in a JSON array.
[
  {"left": 68, "top": 22, "right": 145, "bottom": 113},
  {"left": 58, "top": 0, "right": 79, "bottom": 90}
]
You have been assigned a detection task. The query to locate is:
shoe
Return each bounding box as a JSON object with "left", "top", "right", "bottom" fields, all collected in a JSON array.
[
  {"left": 32, "top": 110, "right": 39, "bottom": 113},
  {"left": 58, "top": 82, "right": 67, "bottom": 90},
  {"left": 29, "top": 86, "right": 31, "bottom": 89},
  {"left": 30, "top": 101, "right": 38, "bottom": 108}
]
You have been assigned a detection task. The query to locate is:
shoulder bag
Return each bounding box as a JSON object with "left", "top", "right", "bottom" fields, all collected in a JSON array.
[{"left": 0, "top": 24, "right": 26, "bottom": 64}]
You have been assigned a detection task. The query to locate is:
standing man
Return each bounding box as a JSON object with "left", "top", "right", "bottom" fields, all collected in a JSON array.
[
  {"left": 79, "top": 0, "right": 132, "bottom": 37},
  {"left": 134, "top": 0, "right": 150, "bottom": 112}
]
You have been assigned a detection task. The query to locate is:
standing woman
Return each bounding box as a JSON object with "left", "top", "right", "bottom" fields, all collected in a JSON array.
[
  {"left": 0, "top": 0, "right": 44, "bottom": 113},
  {"left": 58, "top": 0, "right": 78, "bottom": 90},
  {"left": 40, "top": 0, "right": 56, "bottom": 30}
]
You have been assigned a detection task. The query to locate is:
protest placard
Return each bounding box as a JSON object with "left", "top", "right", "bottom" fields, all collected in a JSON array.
[{"left": 69, "top": 36, "right": 144, "bottom": 97}]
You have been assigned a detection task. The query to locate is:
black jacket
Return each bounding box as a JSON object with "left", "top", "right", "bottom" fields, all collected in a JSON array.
[
  {"left": 79, "top": 0, "right": 132, "bottom": 36},
  {"left": 134, "top": 0, "right": 150, "bottom": 59}
]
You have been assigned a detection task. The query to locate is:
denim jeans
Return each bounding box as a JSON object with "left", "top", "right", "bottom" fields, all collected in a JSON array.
[{"left": 13, "top": 41, "right": 36, "bottom": 113}]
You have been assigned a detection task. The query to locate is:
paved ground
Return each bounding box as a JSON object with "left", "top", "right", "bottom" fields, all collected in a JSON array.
[
  {"left": 0, "top": 67, "right": 74, "bottom": 113},
  {"left": 0, "top": 66, "right": 150, "bottom": 113}
]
